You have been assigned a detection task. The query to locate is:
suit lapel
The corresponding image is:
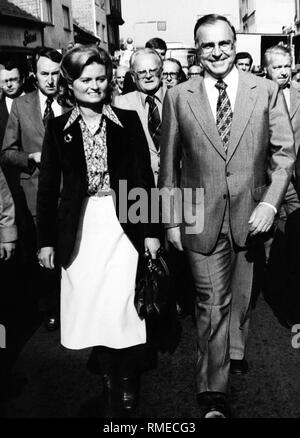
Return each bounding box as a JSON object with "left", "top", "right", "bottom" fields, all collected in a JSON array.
[
  {"left": 24, "top": 90, "right": 45, "bottom": 137},
  {"left": 0, "top": 98, "right": 9, "bottom": 122},
  {"left": 106, "top": 116, "right": 124, "bottom": 176},
  {"left": 290, "top": 84, "right": 300, "bottom": 120},
  {"left": 187, "top": 79, "right": 226, "bottom": 160},
  {"left": 226, "top": 72, "right": 258, "bottom": 162}
]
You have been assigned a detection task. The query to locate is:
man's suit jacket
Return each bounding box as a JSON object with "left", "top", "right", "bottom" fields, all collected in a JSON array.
[
  {"left": 0, "top": 165, "right": 17, "bottom": 243},
  {"left": 114, "top": 90, "right": 162, "bottom": 185},
  {"left": 1, "top": 90, "right": 53, "bottom": 216},
  {"left": 290, "top": 82, "right": 300, "bottom": 155},
  {"left": 0, "top": 97, "right": 9, "bottom": 147},
  {"left": 37, "top": 106, "right": 159, "bottom": 268},
  {"left": 158, "top": 71, "right": 295, "bottom": 254}
]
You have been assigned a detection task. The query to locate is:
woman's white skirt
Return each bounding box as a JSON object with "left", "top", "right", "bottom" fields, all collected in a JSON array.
[{"left": 60, "top": 195, "right": 146, "bottom": 350}]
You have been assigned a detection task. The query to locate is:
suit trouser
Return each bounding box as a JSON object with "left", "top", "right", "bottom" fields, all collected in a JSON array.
[{"left": 186, "top": 206, "right": 253, "bottom": 393}]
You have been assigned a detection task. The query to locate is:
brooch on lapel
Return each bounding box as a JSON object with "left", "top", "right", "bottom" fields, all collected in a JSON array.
[{"left": 64, "top": 133, "right": 73, "bottom": 143}]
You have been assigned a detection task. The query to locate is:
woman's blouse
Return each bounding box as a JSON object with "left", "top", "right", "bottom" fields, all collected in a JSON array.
[{"left": 63, "top": 104, "right": 123, "bottom": 195}]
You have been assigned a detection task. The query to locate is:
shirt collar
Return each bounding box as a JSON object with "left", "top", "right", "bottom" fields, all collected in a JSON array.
[
  {"left": 204, "top": 66, "right": 239, "bottom": 89},
  {"left": 140, "top": 85, "right": 164, "bottom": 108},
  {"left": 63, "top": 104, "right": 123, "bottom": 131},
  {"left": 38, "top": 89, "right": 57, "bottom": 107}
]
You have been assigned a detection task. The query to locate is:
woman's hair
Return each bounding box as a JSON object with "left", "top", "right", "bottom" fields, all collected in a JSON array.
[{"left": 58, "top": 44, "right": 113, "bottom": 107}]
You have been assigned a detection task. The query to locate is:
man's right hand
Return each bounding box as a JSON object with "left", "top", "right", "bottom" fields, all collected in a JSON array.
[
  {"left": 29, "top": 152, "right": 42, "bottom": 164},
  {"left": 167, "top": 226, "right": 184, "bottom": 251}
]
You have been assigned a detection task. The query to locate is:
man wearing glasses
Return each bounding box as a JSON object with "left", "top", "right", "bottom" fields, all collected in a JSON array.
[
  {"left": 114, "top": 48, "right": 165, "bottom": 185},
  {"left": 159, "top": 14, "right": 295, "bottom": 417},
  {"left": 162, "top": 58, "right": 186, "bottom": 89}
]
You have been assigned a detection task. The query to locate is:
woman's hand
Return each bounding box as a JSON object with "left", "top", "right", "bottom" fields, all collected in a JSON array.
[
  {"left": 144, "top": 238, "right": 161, "bottom": 259},
  {"left": 37, "top": 247, "right": 55, "bottom": 269}
]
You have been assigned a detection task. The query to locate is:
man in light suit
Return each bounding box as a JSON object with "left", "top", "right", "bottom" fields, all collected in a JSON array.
[
  {"left": 265, "top": 43, "right": 300, "bottom": 155},
  {"left": 1, "top": 48, "right": 63, "bottom": 331},
  {"left": 114, "top": 48, "right": 165, "bottom": 185},
  {"left": 158, "top": 14, "right": 295, "bottom": 417}
]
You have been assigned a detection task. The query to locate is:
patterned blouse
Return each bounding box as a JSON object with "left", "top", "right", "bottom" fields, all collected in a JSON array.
[{"left": 64, "top": 104, "right": 123, "bottom": 195}]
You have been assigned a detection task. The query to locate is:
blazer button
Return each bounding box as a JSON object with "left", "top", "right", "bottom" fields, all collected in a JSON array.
[
  {"left": 226, "top": 171, "right": 231, "bottom": 177},
  {"left": 223, "top": 194, "right": 227, "bottom": 199}
]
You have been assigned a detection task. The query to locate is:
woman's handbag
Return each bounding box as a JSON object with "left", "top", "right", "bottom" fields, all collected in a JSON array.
[{"left": 134, "top": 249, "right": 170, "bottom": 320}]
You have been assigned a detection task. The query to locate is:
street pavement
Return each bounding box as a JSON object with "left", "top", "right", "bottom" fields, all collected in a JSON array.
[{"left": 2, "top": 293, "right": 300, "bottom": 419}]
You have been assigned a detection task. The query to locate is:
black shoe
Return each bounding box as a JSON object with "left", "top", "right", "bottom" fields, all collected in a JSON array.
[
  {"left": 102, "top": 374, "right": 120, "bottom": 418},
  {"left": 44, "top": 314, "right": 60, "bottom": 331},
  {"left": 197, "top": 392, "right": 230, "bottom": 418},
  {"left": 230, "top": 358, "right": 249, "bottom": 375},
  {"left": 120, "top": 375, "right": 139, "bottom": 411}
]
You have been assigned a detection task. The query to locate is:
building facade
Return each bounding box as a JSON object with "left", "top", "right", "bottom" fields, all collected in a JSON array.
[
  {"left": 0, "top": 0, "right": 45, "bottom": 59},
  {"left": 5, "top": 0, "right": 74, "bottom": 50},
  {"left": 72, "top": 0, "right": 109, "bottom": 52},
  {"left": 239, "top": 0, "right": 294, "bottom": 33}
]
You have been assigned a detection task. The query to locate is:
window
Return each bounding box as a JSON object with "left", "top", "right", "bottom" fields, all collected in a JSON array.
[
  {"left": 62, "top": 6, "right": 71, "bottom": 30},
  {"left": 102, "top": 24, "right": 107, "bottom": 43},
  {"left": 43, "top": 0, "right": 53, "bottom": 24},
  {"left": 96, "top": 21, "right": 100, "bottom": 37}
]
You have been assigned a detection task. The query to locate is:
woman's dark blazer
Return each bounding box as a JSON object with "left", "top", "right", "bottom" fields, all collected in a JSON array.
[{"left": 36, "top": 106, "right": 159, "bottom": 268}]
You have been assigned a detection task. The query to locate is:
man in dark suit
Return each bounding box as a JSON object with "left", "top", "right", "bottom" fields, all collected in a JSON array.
[
  {"left": 0, "top": 58, "right": 25, "bottom": 147},
  {"left": 1, "top": 48, "right": 63, "bottom": 331},
  {"left": 158, "top": 14, "right": 295, "bottom": 417}
]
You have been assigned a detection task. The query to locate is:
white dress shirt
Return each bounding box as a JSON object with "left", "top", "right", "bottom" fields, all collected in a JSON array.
[
  {"left": 38, "top": 90, "right": 62, "bottom": 118},
  {"left": 204, "top": 66, "right": 239, "bottom": 121},
  {"left": 283, "top": 86, "right": 290, "bottom": 111},
  {"left": 204, "top": 67, "right": 276, "bottom": 214}
]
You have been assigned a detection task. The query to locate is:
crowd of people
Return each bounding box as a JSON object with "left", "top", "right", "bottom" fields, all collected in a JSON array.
[{"left": 1, "top": 12, "right": 300, "bottom": 418}]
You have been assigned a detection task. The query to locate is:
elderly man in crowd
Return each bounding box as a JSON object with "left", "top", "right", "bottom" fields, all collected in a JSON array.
[{"left": 114, "top": 48, "right": 165, "bottom": 185}]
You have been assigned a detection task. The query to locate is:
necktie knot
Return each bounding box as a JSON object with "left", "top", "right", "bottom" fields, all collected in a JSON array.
[
  {"left": 146, "top": 95, "right": 161, "bottom": 151},
  {"left": 146, "top": 95, "right": 155, "bottom": 106},
  {"left": 215, "top": 80, "right": 227, "bottom": 91}
]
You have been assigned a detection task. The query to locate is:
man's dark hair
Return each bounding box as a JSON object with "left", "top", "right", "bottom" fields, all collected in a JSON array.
[
  {"left": 32, "top": 47, "right": 62, "bottom": 73},
  {"left": 2, "top": 56, "right": 25, "bottom": 77},
  {"left": 194, "top": 14, "right": 236, "bottom": 43},
  {"left": 235, "top": 52, "right": 253, "bottom": 67},
  {"left": 145, "top": 37, "right": 167, "bottom": 52}
]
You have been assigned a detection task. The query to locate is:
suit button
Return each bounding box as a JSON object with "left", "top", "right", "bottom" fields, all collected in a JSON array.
[
  {"left": 226, "top": 171, "right": 231, "bottom": 177},
  {"left": 223, "top": 194, "right": 227, "bottom": 199}
]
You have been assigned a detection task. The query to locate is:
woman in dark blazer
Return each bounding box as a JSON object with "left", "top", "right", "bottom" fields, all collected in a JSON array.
[{"left": 36, "top": 45, "right": 160, "bottom": 415}]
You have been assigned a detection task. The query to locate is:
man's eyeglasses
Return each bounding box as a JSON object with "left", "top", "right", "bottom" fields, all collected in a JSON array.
[
  {"left": 162, "top": 72, "right": 178, "bottom": 79},
  {"left": 200, "top": 41, "right": 233, "bottom": 55},
  {"left": 188, "top": 72, "right": 201, "bottom": 77},
  {"left": 134, "top": 67, "right": 161, "bottom": 79}
]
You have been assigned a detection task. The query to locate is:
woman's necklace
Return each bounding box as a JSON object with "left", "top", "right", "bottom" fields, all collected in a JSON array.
[{"left": 80, "top": 111, "right": 102, "bottom": 132}]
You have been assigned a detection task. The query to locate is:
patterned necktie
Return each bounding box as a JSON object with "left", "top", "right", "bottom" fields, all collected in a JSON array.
[
  {"left": 43, "top": 96, "right": 54, "bottom": 127},
  {"left": 215, "top": 80, "right": 233, "bottom": 153},
  {"left": 146, "top": 95, "right": 161, "bottom": 151}
]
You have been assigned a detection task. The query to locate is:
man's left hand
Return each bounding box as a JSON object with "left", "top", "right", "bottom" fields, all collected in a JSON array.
[{"left": 248, "top": 204, "right": 276, "bottom": 235}]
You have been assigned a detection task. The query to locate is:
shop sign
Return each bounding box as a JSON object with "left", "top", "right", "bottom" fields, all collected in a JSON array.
[{"left": 0, "top": 24, "right": 42, "bottom": 47}]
